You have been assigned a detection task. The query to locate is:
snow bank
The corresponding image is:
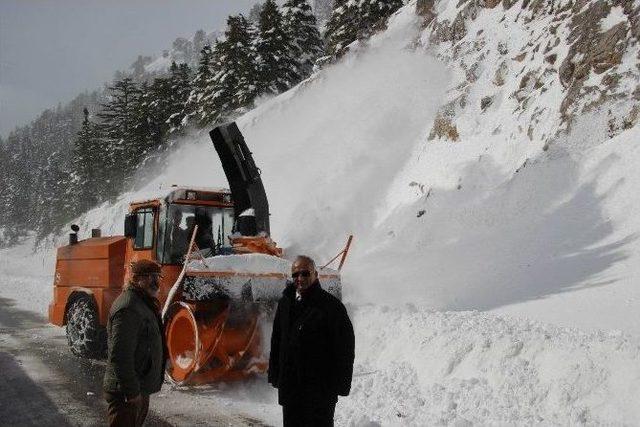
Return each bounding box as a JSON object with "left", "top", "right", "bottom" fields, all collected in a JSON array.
[
  {"left": 340, "top": 305, "right": 640, "bottom": 425},
  {"left": 189, "top": 253, "right": 292, "bottom": 275},
  {"left": 0, "top": 237, "right": 54, "bottom": 314}
]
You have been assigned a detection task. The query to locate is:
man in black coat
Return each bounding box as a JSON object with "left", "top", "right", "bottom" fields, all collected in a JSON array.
[{"left": 268, "top": 255, "right": 355, "bottom": 426}]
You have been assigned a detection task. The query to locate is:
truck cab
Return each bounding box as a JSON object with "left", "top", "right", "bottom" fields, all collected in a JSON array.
[{"left": 48, "top": 186, "right": 235, "bottom": 358}]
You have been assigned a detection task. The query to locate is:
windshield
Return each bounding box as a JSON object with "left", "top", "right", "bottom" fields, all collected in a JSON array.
[{"left": 162, "top": 204, "right": 235, "bottom": 264}]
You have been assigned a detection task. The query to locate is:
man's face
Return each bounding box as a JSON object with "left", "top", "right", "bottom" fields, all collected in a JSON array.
[
  {"left": 143, "top": 273, "right": 161, "bottom": 298},
  {"left": 291, "top": 259, "right": 317, "bottom": 292}
]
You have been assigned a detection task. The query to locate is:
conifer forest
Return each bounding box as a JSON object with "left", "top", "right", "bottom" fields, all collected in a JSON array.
[{"left": 0, "top": 0, "right": 402, "bottom": 245}]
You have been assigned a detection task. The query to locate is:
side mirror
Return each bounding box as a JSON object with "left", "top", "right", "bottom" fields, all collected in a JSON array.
[{"left": 124, "top": 214, "right": 137, "bottom": 238}]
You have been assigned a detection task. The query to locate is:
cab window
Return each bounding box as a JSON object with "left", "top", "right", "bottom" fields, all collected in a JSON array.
[{"left": 134, "top": 208, "right": 154, "bottom": 249}]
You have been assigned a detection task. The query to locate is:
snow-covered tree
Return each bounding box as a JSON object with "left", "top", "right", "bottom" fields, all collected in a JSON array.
[
  {"left": 325, "top": 0, "right": 404, "bottom": 58},
  {"left": 72, "top": 108, "right": 104, "bottom": 209},
  {"left": 248, "top": 2, "right": 264, "bottom": 24},
  {"left": 358, "top": 0, "right": 404, "bottom": 39},
  {"left": 324, "top": 0, "right": 359, "bottom": 57},
  {"left": 138, "top": 77, "right": 172, "bottom": 152},
  {"left": 313, "top": 0, "right": 335, "bottom": 24},
  {"left": 283, "top": 0, "right": 324, "bottom": 79},
  {"left": 184, "top": 44, "right": 217, "bottom": 127},
  {"left": 36, "top": 147, "right": 75, "bottom": 239},
  {"left": 167, "top": 62, "right": 193, "bottom": 132},
  {"left": 98, "top": 77, "right": 142, "bottom": 188},
  {"left": 192, "top": 30, "right": 208, "bottom": 62},
  {"left": 209, "top": 15, "right": 260, "bottom": 119},
  {"left": 256, "top": 0, "right": 299, "bottom": 95}
]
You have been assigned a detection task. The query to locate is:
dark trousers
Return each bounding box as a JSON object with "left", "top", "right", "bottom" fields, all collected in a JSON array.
[
  {"left": 105, "top": 392, "right": 150, "bottom": 427},
  {"left": 282, "top": 402, "right": 336, "bottom": 427}
]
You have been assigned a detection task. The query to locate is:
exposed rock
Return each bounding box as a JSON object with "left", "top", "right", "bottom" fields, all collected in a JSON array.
[
  {"left": 494, "top": 61, "right": 508, "bottom": 86},
  {"left": 558, "top": 60, "right": 575, "bottom": 88},
  {"left": 462, "top": 61, "right": 480, "bottom": 83},
  {"left": 513, "top": 52, "right": 527, "bottom": 62},
  {"left": 416, "top": 0, "right": 437, "bottom": 28},
  {"left": 482, "top": 0, "right": 501, "bottom": 8},
  {"left": 429, "top": 113, "right": 460, "bottom": 142},
  {"left": 481, "top": 96, "right": 494, "bottom": 111},
  {"left": 451, "top": 11, "right": 469, "bottom": 42},
  {"left": 557, "top": 0, "right": 636, "bottom": 121},
  {"left": 591, "top": 23, "right": 628, "bottom": 73},
  {"left": 420, "top": 0, "right": 639, "bottom": 146},
  {"left": 625, "top": 105, "right": 639, "bottom": 129},
  {"left": 497, "top": 41, "right": 509, "bottom": 55}
]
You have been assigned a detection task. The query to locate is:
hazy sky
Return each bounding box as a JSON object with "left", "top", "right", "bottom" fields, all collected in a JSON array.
[{"left": 0, "top": 0, "right": 257, "bottom": 138}]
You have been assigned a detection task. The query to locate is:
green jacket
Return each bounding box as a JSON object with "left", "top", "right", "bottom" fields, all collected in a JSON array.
[{"left": 102, "top": 288, "right": 165, "bottom": 397}]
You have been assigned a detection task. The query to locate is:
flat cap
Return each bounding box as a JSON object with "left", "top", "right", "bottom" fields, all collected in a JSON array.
[{"left": 130, "top": 259, "right": 162, "bottom": 277}]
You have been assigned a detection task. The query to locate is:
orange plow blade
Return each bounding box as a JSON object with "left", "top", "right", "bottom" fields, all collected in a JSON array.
[{"left": 164, "top": 300, "right": 267, "bottom": 385}]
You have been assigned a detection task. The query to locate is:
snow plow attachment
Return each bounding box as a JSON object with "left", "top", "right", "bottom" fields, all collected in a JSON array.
[
  {"left": 164, "top": 299, "right": 266, "bottom": 385},
  {"left": 163, "top": 258, "right": 343, "bottom": 385}
]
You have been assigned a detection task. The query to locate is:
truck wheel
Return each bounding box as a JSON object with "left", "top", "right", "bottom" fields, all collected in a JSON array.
[{"left": 66, "top": 297, "right": 106, "bottom": 359}]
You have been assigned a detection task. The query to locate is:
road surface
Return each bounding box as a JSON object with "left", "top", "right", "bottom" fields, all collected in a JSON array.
[{"left": 0, "top": 296, "right": 278, "bottom": 426}]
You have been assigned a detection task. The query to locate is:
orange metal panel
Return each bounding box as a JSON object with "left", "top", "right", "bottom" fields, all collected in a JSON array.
[
  {"left": 128, "top": 200, "right": 161, "bottom": 211},
  {"left": 56, "top": 259, "right": 110, "bottom": 288},
  {"left": 56, "top": 236, "right": 126, "bottom": 260},
  {"left": 172, "top": 200, "right": 233, "bottom": 208}
]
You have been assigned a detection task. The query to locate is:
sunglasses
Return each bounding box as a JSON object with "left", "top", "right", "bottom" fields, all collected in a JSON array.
[{"left": 291, "top": 270, "right": 311, "bottom": 279}]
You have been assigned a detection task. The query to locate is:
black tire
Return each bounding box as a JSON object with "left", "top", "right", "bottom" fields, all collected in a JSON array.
[{"left": 65, "top": 297, "right": 106, "bottom": 359}]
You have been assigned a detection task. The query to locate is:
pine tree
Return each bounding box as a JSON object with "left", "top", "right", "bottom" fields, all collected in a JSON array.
[
  {"left": 4, "top": 132, "right": 38, "bottom": 235},
  {"left": 325, "top": 0, "right": 404, "bottom": 57},
  {"left": 256, "top": 0, "right": 300, "bottom": 95},
  {"left": 324, "top": 0, "right": 359, "bottom": 57},
  {"left": 72, "top": 108, "right": 104, "bottom": 209},
  {"left": 97, "top": 77, "right": 142, "bottom": 190},
  {"left": 283, "top": 0, "right": 324, "bottom": 80},
  {"left": 248, "top": 2, "right": 263, "bottom": 24},
  {"left": 0, "top": 91, "right": 101, "bottom": 240},
  {"left": 357, "top": 0, "right": 403, "bottom": 39},
  {"left": 209, "top": 15, "right": 260, "bottom": 119},
  {"left": 0, "top": 143, "right": 14, "bottom": 245},
  {"left": 313, "top": 0, "right": 335, "bottom": 24},
  {"left": 167, "top": 61, "right": 193, "bottom": 132},
  {"left": 36, "top": 147, "right": 76, "bottom": 240},
  {"left": 184, "top": 44, "right": 217, "bottom": 127},
  {"left": 140, "top": 77, "right": 172, "bottom": 152},
  {"left": 192, "top": 30, "right": 208, "bottom": 63}
]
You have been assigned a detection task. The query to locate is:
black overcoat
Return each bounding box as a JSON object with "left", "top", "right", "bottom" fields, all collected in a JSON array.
[{"left": 268, "top": 280, "right": 355, "bottom": 406}]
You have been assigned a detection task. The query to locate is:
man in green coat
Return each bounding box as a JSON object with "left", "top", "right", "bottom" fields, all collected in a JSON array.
[{"left": 103, "top": 259, "right": 166, "bottom": 427}]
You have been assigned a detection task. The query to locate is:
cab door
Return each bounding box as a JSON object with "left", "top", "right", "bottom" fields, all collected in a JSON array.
[
  {"left": 126, "top": 205, "right": 157, "bottom": 263},
  {"left": 124, "top": 203, "right": 181, "bottom": 304}
]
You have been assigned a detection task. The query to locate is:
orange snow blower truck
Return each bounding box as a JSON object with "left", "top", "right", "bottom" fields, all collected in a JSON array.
[{"left": 49, "top": 122, "right": 351, "bottom": 385}]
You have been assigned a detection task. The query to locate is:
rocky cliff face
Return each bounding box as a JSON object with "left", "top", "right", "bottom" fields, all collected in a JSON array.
[{"left": 415, "top": 0, "right": 639, "bottom": 149}]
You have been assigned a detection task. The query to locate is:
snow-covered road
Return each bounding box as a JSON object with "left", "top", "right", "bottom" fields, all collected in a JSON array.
[{"left": 0, "top": 291, "right": 280, "bottom": 426}]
